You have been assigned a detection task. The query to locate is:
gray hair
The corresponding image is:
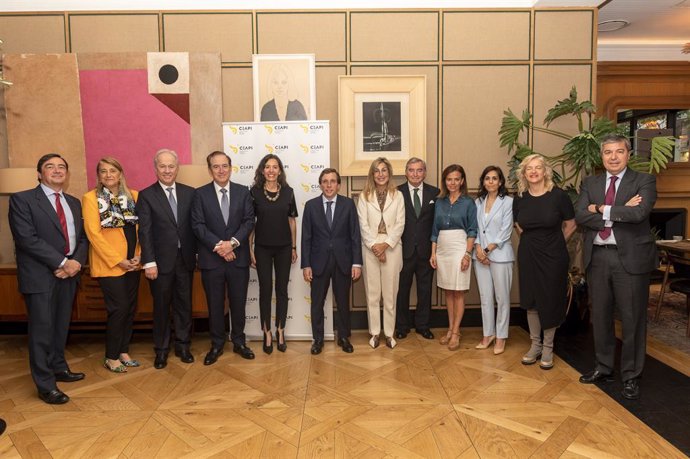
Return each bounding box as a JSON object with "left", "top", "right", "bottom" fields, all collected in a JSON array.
[
  {"left": 153, "top": 149, "right": 179, "bottom": 167},
  {"left": 405, "top": 157, "right": 426, "bottom": 170},
  {"left": 600, "top": 134, "right": 631, "bottom": 153}
]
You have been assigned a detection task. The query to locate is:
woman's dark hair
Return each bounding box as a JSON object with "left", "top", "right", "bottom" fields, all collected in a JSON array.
[
  {"left": 476, "top": 165, "right": 508, "bottom": 200},
  {"left": 438, "top": 164, "right": 468, "bottom": 198},
  {"left": 253, "top": 153, "right": 288, "bottom": 188}
]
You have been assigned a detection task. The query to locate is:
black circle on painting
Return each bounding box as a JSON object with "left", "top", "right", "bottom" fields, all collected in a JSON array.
[{"left": 159, "top": 65, "right": 179, "bottom": 85}]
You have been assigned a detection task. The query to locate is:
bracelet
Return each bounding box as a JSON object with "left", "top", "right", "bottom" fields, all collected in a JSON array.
[
  {"left": 292, "top": 246, "right": 297, "bottom": 249},
  {"left": 465, "top": 250, "right": 472, "bottom": 257}
]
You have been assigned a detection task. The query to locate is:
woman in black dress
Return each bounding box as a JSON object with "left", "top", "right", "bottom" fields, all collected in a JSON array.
[
  {"left": 513, "top": 154, "right": 576, "bottom": 370},
  {"left": 250, "top": 154, "right": 298, "bottom": 354}
]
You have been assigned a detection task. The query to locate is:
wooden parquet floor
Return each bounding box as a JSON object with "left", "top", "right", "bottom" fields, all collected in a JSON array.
[{"left": 0, "top": 327, "right": 685, "bottom": 458}]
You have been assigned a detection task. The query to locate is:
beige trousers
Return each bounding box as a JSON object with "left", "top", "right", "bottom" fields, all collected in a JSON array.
[{"left": 362, "top": 234, "right": 403, "bottom": 337}]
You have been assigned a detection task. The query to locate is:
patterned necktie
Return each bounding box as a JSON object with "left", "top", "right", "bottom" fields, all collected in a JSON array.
[
  {"left": 326, "top": 201, "right": 333, "bottom": 228},
  {"left": 54, "top": 192, "right": 70, "bottom": 255},
  {"left": 598, "top": 175, "right": 618, "bottom": 240},
  {"left": 220, "top": 188, "right": 229, "bottom": 224},
  {"left": 166, "top": 187, "right": 178, "bottom": 222},
  {"left": 413, "top": 188, "right": 421, "bottom": 218}
]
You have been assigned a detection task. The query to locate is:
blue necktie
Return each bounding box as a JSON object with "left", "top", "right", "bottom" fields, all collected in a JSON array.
[{"left": 326, "top": 201, "right": 333, "bottom": 228}]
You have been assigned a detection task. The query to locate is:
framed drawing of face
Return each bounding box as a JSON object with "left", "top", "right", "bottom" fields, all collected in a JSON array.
[
  {"left": 252, "top": 54, "right": 316, "bottom": 122},
  {"left": 338, "top": 75, "right": 426, "bottom": 176}
]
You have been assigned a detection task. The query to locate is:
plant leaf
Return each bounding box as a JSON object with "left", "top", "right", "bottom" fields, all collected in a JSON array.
[{"left": 499, "top": 108, "right": 531, "bottom": 153}]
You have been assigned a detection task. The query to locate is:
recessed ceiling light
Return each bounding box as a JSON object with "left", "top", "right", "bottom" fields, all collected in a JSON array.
[{"left": 598, "top": 20, "right": 630, "bottom": 32}]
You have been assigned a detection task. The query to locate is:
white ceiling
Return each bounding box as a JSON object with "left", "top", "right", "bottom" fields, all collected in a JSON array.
[{"left": 0, "top": 0, "right": 687, "bottom": 61}]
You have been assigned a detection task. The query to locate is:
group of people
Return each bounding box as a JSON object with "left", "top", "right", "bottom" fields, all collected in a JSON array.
[{"left": 9, "top": 133, "right": 656, "bottom": 405}]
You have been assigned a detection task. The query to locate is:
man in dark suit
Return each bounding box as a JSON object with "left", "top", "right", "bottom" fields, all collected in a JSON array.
[
  {"left": 9, "top": 153, "right": 88, "bottom": 404},
  {"left": 191, "top": 151, "right": 255, "bottom": 365},
  {"left": 395, "top": 157, "right": 439, "bottom": 340},
  {"left": 575, "top": 134, "right": 657, "bottom": 400},
  {"left": 302, "top": 168, "right": 362, "bottom": 354},
  {"left": 137, "top": 149, "right": 196, "bottom": 369}
]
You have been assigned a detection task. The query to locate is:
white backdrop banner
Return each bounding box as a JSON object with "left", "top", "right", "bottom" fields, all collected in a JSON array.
[{"left": 222, "top": 121, "right": 332, "bottom": 340}]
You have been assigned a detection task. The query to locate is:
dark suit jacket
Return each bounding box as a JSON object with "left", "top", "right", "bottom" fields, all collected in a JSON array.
[
  {"left": 9, "top": 185, "right": 88, "bottom": 294},
  {"left": 301, "top": 194, "right": 362, "bottom": 276},
  {"left": 397, "top": 182, "right": 440, "bottom": 259},
  {"left": 137, "top": 182, "right": 196, "bottom": 273},
  {"left": 575, "top": 168, "right": 657, "bottom": 274},
  {"left": 192, "top": 181, "right": 255, "bottom": 269}
]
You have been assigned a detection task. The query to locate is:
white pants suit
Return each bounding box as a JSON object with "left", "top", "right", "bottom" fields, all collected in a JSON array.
[
  {"left": 474, "top": 260, "right": 513, "bottom": 339},
  {"left": 362, "top": 233, "right": 403, "bottom": 337}
]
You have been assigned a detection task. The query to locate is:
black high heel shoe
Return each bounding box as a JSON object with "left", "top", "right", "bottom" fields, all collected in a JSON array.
[
  {"left": 263, "top": 330, "right": 273, "bottom": 355},
  {"left": 277, "top": 328, "right": 287, "bottom": 352}
]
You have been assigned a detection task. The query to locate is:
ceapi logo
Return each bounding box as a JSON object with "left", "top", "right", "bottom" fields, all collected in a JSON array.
[
  {"left": 229, "top": 145, "right": 238, "bottom": 154},
  {"left": 301, "top": 183, "right": 320, "bottom": 192},
  {"left": 274, "top": 125, "right": 288, "bottom": 131},
  {"left": 264, "top": 125, "right": 273, "bottom": 134},
  {"left": 304, "top": 296, "right": 311, "bottom": 304},
  {"left": 240, "top": 165, "right": 254, "bottom": 171},
  {"left": 299, "top": 144, "right": 309, "bottom": 153},
  {"left": 310, "top": 125, "right": 324, "bottom": 131},
  {"left": 300, "top": 164, "right": 310, "bottom": 173},
  {"left": 311, "top": 164, "right": 325, "bottom": 171},
  {"left": 239, "top": 126, "right": 252, "bottom": 132},
  {"left": 228, "top": 126, "right": 238, "bottom": 134},
  {"left": 310, "top": 145, "right": 325, "bottom": 152},
  {"left": 265, "top": 144, "right": 274, "bottom": 153},
  {"left": 300, "top": 124, "right": 309, "bottom": 133},
  {"left": 231, "top": 165, "right": 239, "bottom": 173},
  {"left": 239, "top": 145, "right": 253, "bottom": 153}
]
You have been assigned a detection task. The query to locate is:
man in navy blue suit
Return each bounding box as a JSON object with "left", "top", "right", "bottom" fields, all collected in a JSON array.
[
  {"left": 191, "top": 151, "right": 255, "bottom": 365},
  {"left": 9, "top": 153, "right": 88, "bottom": 404},
  {"left": 301, "top": 168, "right": 363, "bottom": 354}
]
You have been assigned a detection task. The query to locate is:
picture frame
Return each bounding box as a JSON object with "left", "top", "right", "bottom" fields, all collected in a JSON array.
[
  {"left": 338, "top": 75, "right": 426, "bottom": 176},
  {"left": 252, "top": 53, "right": 316, "bottom": 122}
]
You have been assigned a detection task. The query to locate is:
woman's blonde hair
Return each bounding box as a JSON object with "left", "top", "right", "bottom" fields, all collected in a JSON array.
[
  {"left": 516, "top": 154, "right": 554, "bottom": 197},
  {"left": 96, "top": 156, "right": 133, "bottom": 199},
  {"left": 361, "top": 157, "right": 397, "bottom": 201}
]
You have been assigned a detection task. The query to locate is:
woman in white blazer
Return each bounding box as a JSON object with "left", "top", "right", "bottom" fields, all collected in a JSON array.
[
  {"left": 357, "top": 157, "right": 406, "bottom": 349},
  {"left": 473, "top": 166, "right": 514, "bottom": 355}
]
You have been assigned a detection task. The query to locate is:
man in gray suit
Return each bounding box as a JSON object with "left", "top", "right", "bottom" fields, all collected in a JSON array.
[
  {"left": 9, "top": 153, "right": 89, "bottom": 404},
  {"left": 575, "top": 134, "right": 657, "bottom": 400}
]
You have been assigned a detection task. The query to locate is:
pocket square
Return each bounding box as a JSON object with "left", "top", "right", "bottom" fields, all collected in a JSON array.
[{"left": 429, "top": 200, "right": 435, "bottom": 205}]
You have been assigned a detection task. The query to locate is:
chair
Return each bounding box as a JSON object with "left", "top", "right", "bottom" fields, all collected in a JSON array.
[{"left": 657, "top": 252, "right": 690, "bottom": 337}]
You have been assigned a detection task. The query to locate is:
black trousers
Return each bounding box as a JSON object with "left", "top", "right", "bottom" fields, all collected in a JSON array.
[
  {"left": 149, "top": 251, "right": 193, "bottom": 353},
  {"left": 311, "top": 253, "right": 352, "bottom": 341},
  {"left": 24, "top": 276, "right": 78, "bottom": 392},
  {"left": 98, "top": 271, "right": 140, "bottom": 360},
  {"left": 201, "top": 263, "right": 248, "bottom": 348},
  {"left": 588, "top": 245, "right": 649, "bottom": 381},
  {"left": 255, "top": 244, "right": 292, "bottom": 330},
  {"left": 395, "top": 249, "right": 434, "bottom": 332}
]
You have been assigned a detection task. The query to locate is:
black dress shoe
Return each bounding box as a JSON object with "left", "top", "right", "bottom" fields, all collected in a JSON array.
[
  {"left": 0, "top": 418, "right": 6, "bottom": 436},
  {"left": 175, "top": 347, "right": 194, "bottom": 363},
  {"left": 338, "top": 338, "right": 354, "bottom": 353},
  {"left": 233, "top": 344, "right": 255, "bottom": 360},
  {"left": 276, "top": 329, "right": 287, "bottom": 353},
  {"left": 622, "top": 379, "right": 640, "bottom": 400},
  {"left": 395, "top": 330, "right": 408, "bottom": 340},
  {"left": 38, "top": 389, "right": 69, "bottom": 405},
  {"left": 262, "top": 331, "right": 273, "bottom": 355},
  {"left": 311, "top": 340, "right": 323, "bottom": 355},
  {"left": 54, "top": 370, "right": 85, "bottom": 383},
  {"left": 417, "top": 329, "right": 435, "bottom": 340},
  {"left": 154, "top": 352, "right": 168, "bottom": 369},
  {"left": 203, "top": 347, "right": 224, "bottom": 366},
  {"left": 579, "top": 370, "right": 614, "bottom": 384}
]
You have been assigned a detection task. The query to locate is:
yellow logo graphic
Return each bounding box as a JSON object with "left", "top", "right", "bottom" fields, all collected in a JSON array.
[
  {"left": 229, "top": 145, "right": 238, "bottom": 154},
  {"left": 300, "top": 144, "right": 309, "bottom": 153},
  {"left": 301, "top": 183, "right": 310, "bottom": 193},
  {"left": 228, "top": 126, "right": 238, "bottom": 134},
  {"left": 232, "top": 165, "right": 239, "bottom": 173},
  {"left": 300, "top": 124, "right": 309, "bottom": 133},
  {"left": 264, "top": 125, "right": 273, "bottom": 134},
  {"left": 265, "top": 144, "right": 274, "bottom": 153},
  {"left": 300, "top": 164, "right": 310, "bottom": 173},
  {"left": 304, "top": 296, "right": 311, "bottom": 304},
  {"left": 304, "top": 314, "right": 312, "bottom": 324}
]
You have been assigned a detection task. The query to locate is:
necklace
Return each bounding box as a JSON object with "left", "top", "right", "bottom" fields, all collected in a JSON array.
[{"left": 264, "top": 184, "right": 281, "bottom": 202}]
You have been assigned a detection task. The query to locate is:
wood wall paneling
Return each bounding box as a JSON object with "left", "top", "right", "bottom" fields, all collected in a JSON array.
[
  {"left": 0, "top": 15, "right": 66, "bottom": 54},
  {"left": 443, "top": 11, "right": 530, "bottom": 61},
  {"left": 315, "top": 66, "right": 347, "bottom": 167},
  {"left": 534, "top": 10, "right": 593, "bottom": 60},
  {"left": 163, "top": 13, "right": 253, "bottom": 63},
  {"left": 69, "top": 14, "right": 160, "bottom": 53},
  {"left": 350, "top": 12, "right": 439, "bottom": 62},
  {"left": 189, "top": 53, "right": 224, "bottom": 164},
  {"left": 221, "top": 67, "right": 253, "bottom": 122},
  {"left": 532, "top": 64, "right": 592, "bottom": 157},
  {"left": 257, "top": 12, "right": 346, "bottom": 62}
]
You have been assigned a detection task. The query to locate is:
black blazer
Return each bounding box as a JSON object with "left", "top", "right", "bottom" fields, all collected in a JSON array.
[
  {"left": 575, "top": 168, "right": 658, "bottom": 274},
  {"left": 301, "top": 194, "right": 363, "bottom": 276},
  {"left": 397, "top": 182, "right": 440, "bottom": 259},
  {"left": 9, "top": 185, "right": 88, "bottom": 294},
  {"left": 136, "top": 182, "right": 197, "bottom": 273},
  {"left": 191, "top": 181, "right": 255, "bottom": 269}
]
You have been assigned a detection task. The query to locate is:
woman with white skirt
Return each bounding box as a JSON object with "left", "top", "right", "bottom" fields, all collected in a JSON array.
[
  {"left": 430, "top": 164, "right": 477, "bottom": 351},
  {"left": 473, "top": 166, "right": 514, "bottom": 355},
  {"left": 357, "top": 157, "right": 405, "bottom": 349}
]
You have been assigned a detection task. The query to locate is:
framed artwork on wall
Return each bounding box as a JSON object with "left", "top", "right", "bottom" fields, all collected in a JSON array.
[
  {"left": 338, "top": 75, "right": 426, "bottom": 176},
  {"left": 252, "top": 53, "right": 316, "bottom": 122}
]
